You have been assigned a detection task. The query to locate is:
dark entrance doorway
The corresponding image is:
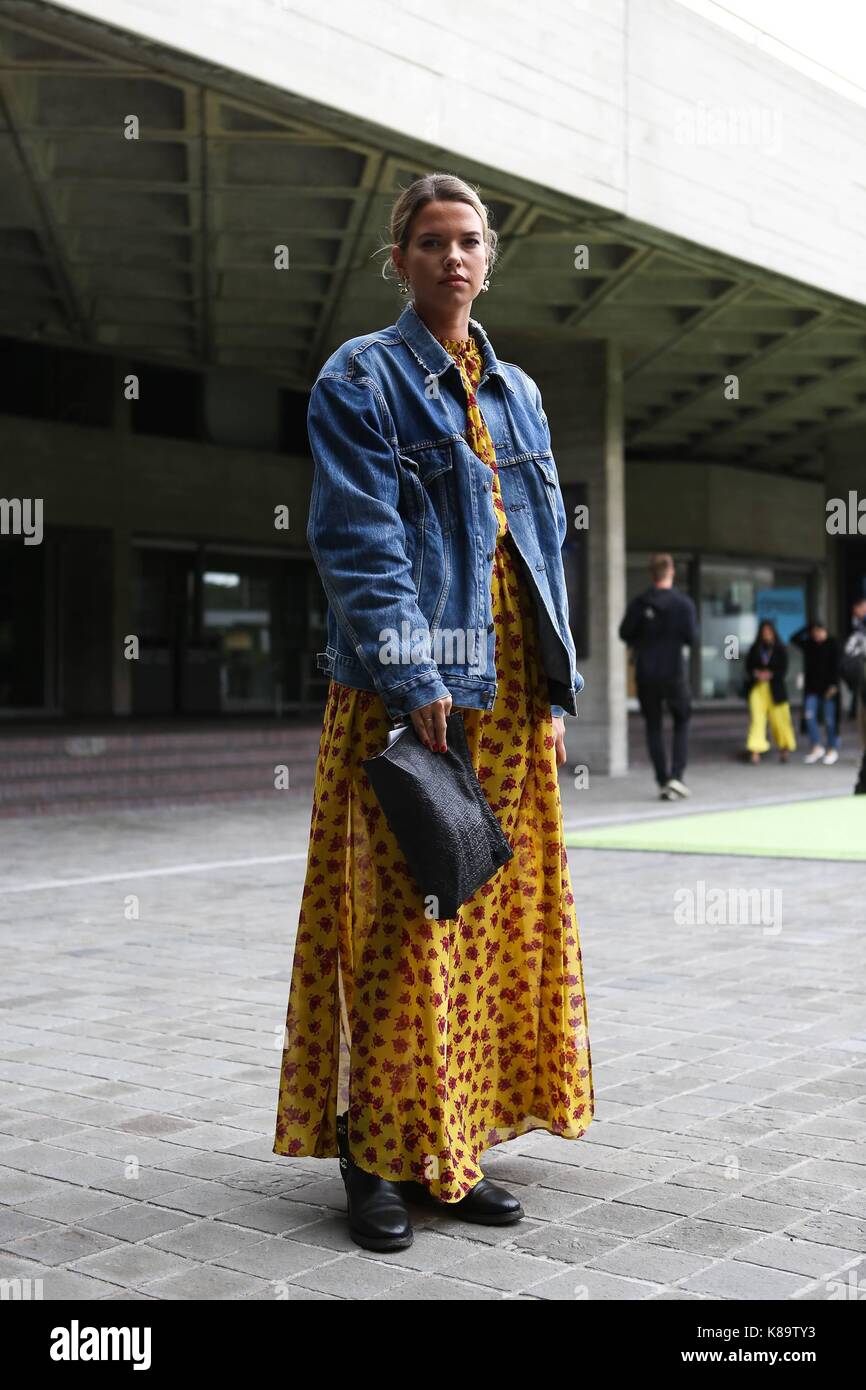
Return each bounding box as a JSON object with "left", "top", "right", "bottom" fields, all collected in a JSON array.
[{"left": 131, "top": 541, "right": 324, "bottom": 715}]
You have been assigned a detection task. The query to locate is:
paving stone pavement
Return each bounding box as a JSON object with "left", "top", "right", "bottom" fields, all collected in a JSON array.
[{"left": 0, "top": 752, "right": 864, "bottom": 1301}]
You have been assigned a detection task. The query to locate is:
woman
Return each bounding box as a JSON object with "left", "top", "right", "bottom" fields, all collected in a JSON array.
[
  {"left": 744, "top": 619, "right": 797, "bottom": 763},
  {"left": 273, "top": 173, "right": 594, "bottom": 1253}
]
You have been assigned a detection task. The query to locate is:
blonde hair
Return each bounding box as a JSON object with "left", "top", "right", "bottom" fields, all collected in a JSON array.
[
  {"left": 649, "top": 553, "right": 675, "bottom": 582},
  {"left": 376, "top": 172, "right": 499, "bottom": 291}
]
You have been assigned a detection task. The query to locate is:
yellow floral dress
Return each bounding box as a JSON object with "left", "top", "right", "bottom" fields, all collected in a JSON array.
[{"left": 273, "top": 331, "right": 594, "bottom": 1202}]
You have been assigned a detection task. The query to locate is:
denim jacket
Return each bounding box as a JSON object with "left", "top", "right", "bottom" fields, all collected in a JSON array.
[{"left": 307, "top": 299, "right": 584, "bottom": 723}]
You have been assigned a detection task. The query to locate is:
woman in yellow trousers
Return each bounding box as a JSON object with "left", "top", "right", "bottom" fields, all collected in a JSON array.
[{"left": 744, "top": 620, "right": 797, "bottom": 763}]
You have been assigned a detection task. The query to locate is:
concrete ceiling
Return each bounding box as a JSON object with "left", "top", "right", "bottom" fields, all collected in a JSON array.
[{"left": 2, "top": 1, "right": 866, "bottom": 479}]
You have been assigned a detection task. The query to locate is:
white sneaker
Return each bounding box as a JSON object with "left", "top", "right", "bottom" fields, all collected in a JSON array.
[
  {"left": 822, "top": 749, "right": 839, "bottom": 766},
  {"left": 665, "top": 778, "right": 691, "bottom": 798},
  {"left": 804, "top": 746, "right": 826, "bottom": 764}
]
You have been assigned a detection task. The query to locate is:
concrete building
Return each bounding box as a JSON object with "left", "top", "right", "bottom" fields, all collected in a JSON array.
[{"left": 2, "top": 0, "right": 865, "bottom": 776}]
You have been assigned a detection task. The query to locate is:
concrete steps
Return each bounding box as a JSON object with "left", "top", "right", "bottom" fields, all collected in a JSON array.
[
  {"left": 0, "top": 707, "right": 773, "bottom": 817},
  {"left": 0, "top": 720, "right": 324, "bottom": 817}
]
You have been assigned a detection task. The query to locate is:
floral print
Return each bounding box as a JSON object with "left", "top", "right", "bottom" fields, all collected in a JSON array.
[{"left": 273, "top": 331, "right": 594, "bottom": 1202}]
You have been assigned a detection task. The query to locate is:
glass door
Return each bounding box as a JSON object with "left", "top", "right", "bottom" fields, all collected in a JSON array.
[
  {"left": 130, "top": 543, "right": 199, "bottom": 714},
  {"left": 202, "top": 549, "right": 311, "bottom": 713},
  {"left": 0, "top": 528, "right": 55, "bottom": 714},
  {"left": 699, "top": 560, "right": 812, "bottom": 701}
]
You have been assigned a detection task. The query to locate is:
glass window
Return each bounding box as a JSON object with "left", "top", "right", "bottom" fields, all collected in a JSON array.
[
  {"left": 699, "top": 562, "right": 809, "bottom": 700},
  {"left": 203, "top": 564, "right": 274, "bottom": 708}
]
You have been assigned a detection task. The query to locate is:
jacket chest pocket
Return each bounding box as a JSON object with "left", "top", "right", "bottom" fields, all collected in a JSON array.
[
  {"left": 503, "top": 450, "right": 558, "bottom": 522},
  {"left": 530, "top": 451, "right": 559, "bottom": 523},
  {"left": 396, "top": 443, "right": 455, "bottom": 534}
]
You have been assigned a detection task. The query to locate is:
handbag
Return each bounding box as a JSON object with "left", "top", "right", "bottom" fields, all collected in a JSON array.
[{"left": 361, "top": 709, "right": 513, "bottom": 920}]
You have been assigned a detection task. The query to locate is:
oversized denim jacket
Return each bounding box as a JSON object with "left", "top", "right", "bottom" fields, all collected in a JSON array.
[{"left": 307, "top": 299, "right": 585, "bottom": 723}]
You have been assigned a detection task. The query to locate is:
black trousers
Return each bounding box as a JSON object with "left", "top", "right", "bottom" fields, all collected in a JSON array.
[{"left": 637, "top": 676, "right": 692, "bottom": 786}]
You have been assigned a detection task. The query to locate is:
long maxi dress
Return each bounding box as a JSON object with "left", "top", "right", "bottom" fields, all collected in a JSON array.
[{"left": 273, "top": 330, "right": 594, "bottom": 1203}]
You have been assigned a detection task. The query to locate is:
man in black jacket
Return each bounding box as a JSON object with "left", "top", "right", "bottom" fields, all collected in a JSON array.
[
  {"left": 790, "top": 620, "right": 841, "bottom": 765},
  {"left": 619, "top": 554, "right": 700, "bottom": 800},
  {"left": 841, "top": 596, "right": 866, "bottom": 718},
  {"left": 841, "top": 597, "right": 866, "bottom": 792}
]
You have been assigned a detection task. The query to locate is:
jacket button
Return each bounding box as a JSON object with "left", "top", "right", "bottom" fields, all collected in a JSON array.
[
  {"left": 486, "top": 550, "right": 494, "bottom": 560},
  {"left": 487, "top": 621, "right": 494, "bottom": 632}
]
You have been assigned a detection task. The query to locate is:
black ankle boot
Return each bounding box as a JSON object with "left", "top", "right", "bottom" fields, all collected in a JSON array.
[
  {"left": 336, "top": 1111, "right": 413, "bottom": 1251},
  {"left": 405, "top": 1175, "right": 524, "bottom": 1225}
]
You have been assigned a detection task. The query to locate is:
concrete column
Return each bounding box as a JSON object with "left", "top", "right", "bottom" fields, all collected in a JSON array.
[
  {"left": 112, "top": 525, "right": 132, "bottom": 716},
  {"left": 114, "top": 360, "right": 133, "bottom": 717},
  {"left": 496, "top": 335, "right": 628, "bottom": 775}
]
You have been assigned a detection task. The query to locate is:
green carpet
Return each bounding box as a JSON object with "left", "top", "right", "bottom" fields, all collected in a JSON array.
[{"left": 564, "top": 795, "right": 866, "bottom": 861}]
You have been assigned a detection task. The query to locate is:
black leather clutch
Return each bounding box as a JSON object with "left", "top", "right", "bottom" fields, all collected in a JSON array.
[{"left": 361, "top": 709, "right": 513, "bottom": 920}]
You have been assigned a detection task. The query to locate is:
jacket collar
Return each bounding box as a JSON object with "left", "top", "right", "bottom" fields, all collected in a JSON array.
[{"left": 394, "top": 299, "right": 515, "bottom": 394}]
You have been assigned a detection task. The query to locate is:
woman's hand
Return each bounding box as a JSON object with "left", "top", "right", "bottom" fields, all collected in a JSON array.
[
  {"left": 553, "top": 714, "right": 567, "bottom": 765},
  {"left": 409, "top": 694, "right": 452, "bottom": 751}
]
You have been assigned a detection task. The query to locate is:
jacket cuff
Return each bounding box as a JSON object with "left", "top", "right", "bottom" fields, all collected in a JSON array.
[
  {"left": 551, "top": 704, "right": 565, "bottom": 719},
  {"left": 382, "top": 672, "right": 453, "bottom": 723}
]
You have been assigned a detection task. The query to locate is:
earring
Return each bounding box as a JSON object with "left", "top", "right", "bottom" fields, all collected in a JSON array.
[
  {"left": 480, "top": 277, "right": 490, "bottom": 292},
  {"left": 398, "top": 276, "right": 411, "bottom": 295}
]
